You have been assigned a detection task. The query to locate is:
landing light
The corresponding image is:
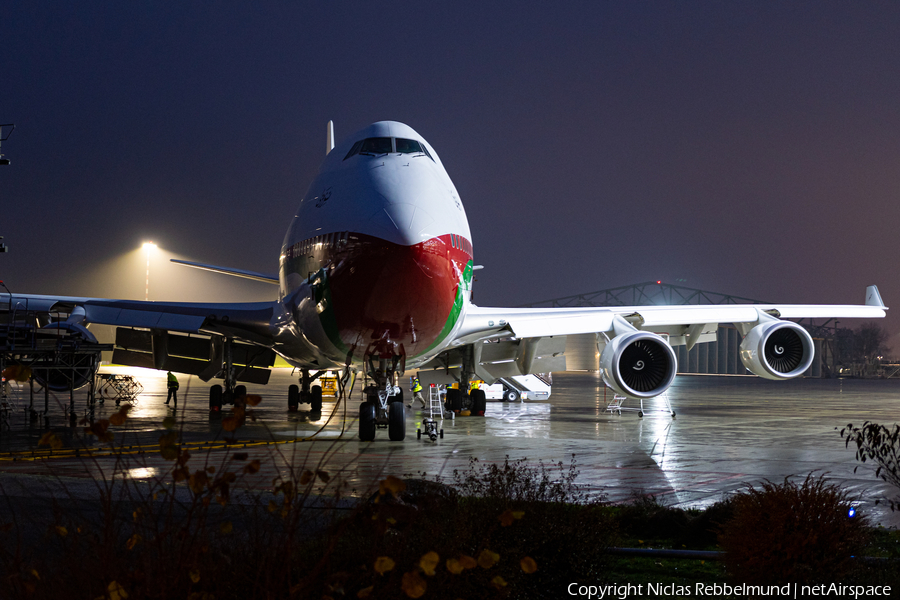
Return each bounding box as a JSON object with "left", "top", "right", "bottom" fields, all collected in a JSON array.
[
  {"left": 848, "top": 507, "right": 856, "bottom": 518},
  {"left": 657, "top": 280, "right": 661, "bottom": 284}
]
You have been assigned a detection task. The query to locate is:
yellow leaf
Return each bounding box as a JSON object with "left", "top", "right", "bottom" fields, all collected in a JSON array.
[
  {"left": 30, "top": 568, "right": 39, "bottom": 580},
  {"left": 245, "top": 394, "right": 262, "bottom": 406},
  {"left": 316, "top": 470, "right": 331, "bottom": 483},
  {"left": 356, "top": 586, "right": 373, "bottom": 599},
  {"left": 379, "top": 475, "right": 406, "bottom": 498},
  {"left": 491, "top": 575, "right": 508, "bottom": 589},
  {"left": 220, "top": 521, "right": 233, "bottom": 535},
  {"left": 190, "top": 569, "right": 201, "bottom": 584},
  {"left": 126, "top": 534, "right": 141, "bottom": 550},
  {"left": 38, "top": 432, "right": 63, "bottom": 449},
  {"left": 498, "top": 509, "right": 524, "bottom": 526},
  {"left": 243, "top": 459, "right": 261, "bottom": 475},
  {"left": 55, "top": 525, "right": 68, "bottom": 537},
  {"left": 206, "top": 466, "right": 216, "bottom": 474},
  {"left": 374, "top": 556, "right": 395, "bottom": 575},
  {"left": 107, "top": 581, "right": 128, "bottom": 600},
  {"left": 400, "top": 571, "right": 426, "bottom": 598},
  {"left": 520, "top": 556, "right": 537, "bottom": 574},
  {"left": 299, "top": 470, "right": 313, "bottom": 485},
  {"left": 162, "top": 416, "right": 177, "bottom": 430},
  {"left": 232, "top": 452, "right": 248, "bottom": 461},
  {"left": 386, "top": 517, "right": 397, "bottom": 525},
  {"left": 446, "top": 558, "right": 463, "bottom": 575},
  {"left": 222, "top": 415, "right": 240, "bottom": 432},
  {"left": 458, "top": 555, "right": 477, "bottom": 570},
  {"left": 268, "top": 500, "right": 278, "bottom": 513},
  {"left": 477, "top": 549, "right": 499, "bottom": 569},
  {"left": 419, "top": 551, "right": 439, "bottom": 576}
]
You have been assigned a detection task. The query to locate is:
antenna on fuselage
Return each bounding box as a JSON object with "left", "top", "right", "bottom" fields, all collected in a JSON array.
[{"left": 326, "top": 120, "right": 334, "bottom": 155}]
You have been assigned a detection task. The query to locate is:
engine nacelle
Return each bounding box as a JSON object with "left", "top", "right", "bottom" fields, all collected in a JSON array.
[
  {"left": 739, "top": 320, "right": 814, "bottom": 380},
  {"left": 32, "top": 322, "right": 100, "bottom": 391},
  {"left": 600, "top": 331, "right": 677, "bottom": 399}
]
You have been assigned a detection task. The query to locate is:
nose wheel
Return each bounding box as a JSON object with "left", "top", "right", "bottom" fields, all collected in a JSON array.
[{"left": 357, "top": 355, "right": 406, "bottom": 441}]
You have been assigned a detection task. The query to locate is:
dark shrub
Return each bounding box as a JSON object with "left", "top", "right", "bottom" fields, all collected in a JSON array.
[{"left": 718, "top": 475, "right": 870, "bottom": 586}]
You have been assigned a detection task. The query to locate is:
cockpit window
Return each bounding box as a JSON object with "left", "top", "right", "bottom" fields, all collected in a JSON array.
[
  {"left": 343, "top": 136, "right": 435, "bottom": 161},
  {"left": 360, "top": 137, "right": 393, "bottom": 154},
  {"left": 343, "top": 140, "right": 363, "bottom": 160},
  {"left": 396, "top": 138, "right": 423, "bottom": 154}
]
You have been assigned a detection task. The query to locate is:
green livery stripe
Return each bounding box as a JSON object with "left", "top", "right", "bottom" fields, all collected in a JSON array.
[{"left": 414, "top": 260, "right": 473, "bottom": 358}]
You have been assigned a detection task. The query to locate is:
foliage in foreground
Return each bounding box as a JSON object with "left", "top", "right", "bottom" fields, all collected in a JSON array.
[
  {"left": 718, "top": 474, "right": 870, "bottom": 587},
  {"left": 841, "top": 421, "right": 900, "bottom": 511}
]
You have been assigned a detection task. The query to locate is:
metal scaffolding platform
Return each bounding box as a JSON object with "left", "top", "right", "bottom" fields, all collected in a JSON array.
[{"left": 1, "top": 307, "right": 112, "bottom": 429}]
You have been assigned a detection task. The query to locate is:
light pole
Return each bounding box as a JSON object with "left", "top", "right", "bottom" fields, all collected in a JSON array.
[{"left": 142, "top": 242, "right": 157, "bottom": 301}]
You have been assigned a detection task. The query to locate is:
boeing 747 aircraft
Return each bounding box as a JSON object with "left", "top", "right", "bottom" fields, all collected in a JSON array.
[{"left": 2, "top": 121, "right": 887, "bottom": 441}]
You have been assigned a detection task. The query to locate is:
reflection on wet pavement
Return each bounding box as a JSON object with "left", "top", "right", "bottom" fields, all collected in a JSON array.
[{"left": 1, "top": 368, "right": 898, "bottom": 527}]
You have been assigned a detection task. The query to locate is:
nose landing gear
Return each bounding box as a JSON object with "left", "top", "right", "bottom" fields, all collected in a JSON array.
[{"left": 358, "top": 355, "right": 406, "bottom": 441}]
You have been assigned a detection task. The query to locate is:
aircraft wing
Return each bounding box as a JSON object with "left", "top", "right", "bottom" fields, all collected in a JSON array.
[
  {"left": 1, "top": 292, "right": 279, "bottom": 383},
  {"left": 425, "top": 285, "right": 888, "bottom": 391},
  {"left": 456, "top": 284, "right": 886, "bottom": 344}
]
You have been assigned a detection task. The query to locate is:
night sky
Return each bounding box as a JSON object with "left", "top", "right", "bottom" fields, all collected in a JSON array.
[{"left": 3, "top": 3, "right": 899, "bottom": 351}]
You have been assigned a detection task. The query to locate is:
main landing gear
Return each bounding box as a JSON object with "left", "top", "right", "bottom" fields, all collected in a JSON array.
[
  {"left": 208, "top": 337, "right": 247, "bottom": 411},
  {"left": 287, "top": 368, "right": 323, "bottom": 413},
  {"left": 358, "top": 356, "right": 405, "bottom": 442}
]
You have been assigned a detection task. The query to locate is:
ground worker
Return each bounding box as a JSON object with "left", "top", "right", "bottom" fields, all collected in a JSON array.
[
  {"left": 165, "top": 371, "right": 179, "bottom": 407},
  {"left": 408, "top": 376, "right": 425, "bottom": 409}
]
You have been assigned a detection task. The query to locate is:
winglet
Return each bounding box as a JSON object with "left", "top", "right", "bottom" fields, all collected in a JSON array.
[
  {"left": 865, "top": 285, "right": 885, "bottom": 308},
  {"left": 326, "top": 120, "right": 334, "bottom": 155}
]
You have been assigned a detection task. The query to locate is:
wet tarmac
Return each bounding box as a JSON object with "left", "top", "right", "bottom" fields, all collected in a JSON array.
[{"left": 1, "top": 367, "right": 898, "bottom": 528}]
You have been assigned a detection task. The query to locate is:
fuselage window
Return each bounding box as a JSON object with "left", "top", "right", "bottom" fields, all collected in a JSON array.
[
  {"left": 360, "top": 137, "right": 393, "bottom": 155},
  {"left": 343, "top": 140, "right": 364, "bottom": 160},
  {"left": 396, "top": 138, "right": 423, "bottom": 154}
]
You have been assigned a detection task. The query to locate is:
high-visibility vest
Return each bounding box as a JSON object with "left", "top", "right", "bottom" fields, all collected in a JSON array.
[
  {"left": 167, "top": 372, "right": 179, "bottom": 390},
  {"left": 412, "top": 379, "right": 422, "bottom": 393}
]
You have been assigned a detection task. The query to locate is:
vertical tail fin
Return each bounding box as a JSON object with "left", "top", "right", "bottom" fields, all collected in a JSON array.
[{"left": 326, "top": 120, "right": 334, "bottom": 155}]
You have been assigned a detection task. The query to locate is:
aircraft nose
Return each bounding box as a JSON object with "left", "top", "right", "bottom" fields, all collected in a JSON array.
[{"left": 363, "top": 163, "right": 443, "bottom": 246}]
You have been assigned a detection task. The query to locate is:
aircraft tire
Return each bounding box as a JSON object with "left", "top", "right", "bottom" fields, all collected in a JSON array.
[
  {"left": 470, "top": 389, "right": 487, "bottom": 416},
  {"left": 235, "top": 385, "right": 247, "bottom": 400},
  {"left": 209, "top": 385, "right": 223, "bottom": 411},
  {"left": 311, "top": 385, "right": 323, "bottom": 412},
  {"left": 359, "top": 403, "right": 376, "bottom": 441},
  {"left": 288, "top": 384, "right": 299, "bottom": 411},
  {"left": 446, "top": 388, "right": 462, "bottom": 412},
  {"left": 388, "top": 401, "right": 406, "bottom": 441}
]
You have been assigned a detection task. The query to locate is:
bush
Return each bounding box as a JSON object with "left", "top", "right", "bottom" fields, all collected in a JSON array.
[
  {"left": 840, "top": 421, "right": 900, "bottom": 511},
  {"left": 718, "top": 475, "right": 870, "bottom": 586},
  {"left": 310, "top": 455, "right": 616, "bottom": 599}
]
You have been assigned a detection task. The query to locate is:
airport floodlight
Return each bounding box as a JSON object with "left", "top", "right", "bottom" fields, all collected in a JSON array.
[{"left": 143, "top": 241, "right": 156, "bottom": 301}]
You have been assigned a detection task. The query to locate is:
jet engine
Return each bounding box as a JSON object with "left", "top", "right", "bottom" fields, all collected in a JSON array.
[
  {"left": 739, "top": 320, "right": 814, "bottom": 380},
  {"left": 32, "top": 322, "right": 100, "bottom": 391},
  {"left": 600, "top": 331, "right": 677, "bottom": 399}
]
